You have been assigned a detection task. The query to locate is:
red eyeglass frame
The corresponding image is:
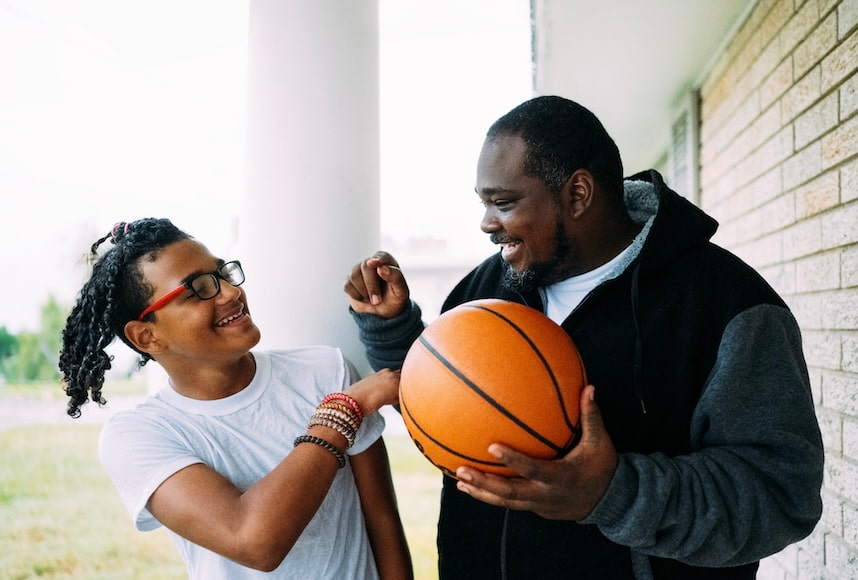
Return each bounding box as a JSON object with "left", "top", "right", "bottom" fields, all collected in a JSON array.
[{"left": 137, "top": 285, "right": 188, "bottom": 321}]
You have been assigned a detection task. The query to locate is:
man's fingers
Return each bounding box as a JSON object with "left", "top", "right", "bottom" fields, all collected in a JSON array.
[
  {"left": 484, "top": 444, "right": 545, "bottom": 480},
  {"left": 344, "top": 252, "right": 409, "bottom": 316},
  {"left": 343, "top": 263, "right": 376, "bottom": 304},
  {"left": 455, "top": 463, "right": 544, "bottom": 513},
  {"left": 359, "top": 258, "right": 389, "bottom": 305},
  {"left": 578, "top": 385, "right": 608, "bottom": 448}
]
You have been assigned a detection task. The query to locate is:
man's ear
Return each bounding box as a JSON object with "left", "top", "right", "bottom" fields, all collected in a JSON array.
[
  {"left": 124, "top": 321, "right": 165, "bottom": 356},
  {"left": 563, "top": 169, "right": 595, "bottom": 219}
]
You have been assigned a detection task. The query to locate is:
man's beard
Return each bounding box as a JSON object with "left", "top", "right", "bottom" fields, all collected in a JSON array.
[{"left": 500, "top": 221, "right": 574, "bottom": 294}]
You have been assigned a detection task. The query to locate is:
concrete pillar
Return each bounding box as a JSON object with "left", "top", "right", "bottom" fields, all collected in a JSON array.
[{"left": 242, "top": 0, "right": 379, "bottom": 372}]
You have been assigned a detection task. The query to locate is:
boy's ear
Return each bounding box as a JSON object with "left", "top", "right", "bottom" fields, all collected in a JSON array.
[{"left": 124, "top": 321, "right": 165, "bottom": 355}]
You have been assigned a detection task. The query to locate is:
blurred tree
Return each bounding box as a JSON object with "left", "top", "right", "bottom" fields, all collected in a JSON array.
[
  {"left": 0, "top": 296, "right": 67, "bottom": 383},
  {"left": 0, "top": 326, "right": 16, "bottom": 359},
  {"left": 9, "top": 333, "right": 52, "bottom": 382},
  {"left": 38, "top": 295, "right": 66, "bottom": 371},
  {"left": 0, "top": 327, "right": 18, "bottom": 381}
]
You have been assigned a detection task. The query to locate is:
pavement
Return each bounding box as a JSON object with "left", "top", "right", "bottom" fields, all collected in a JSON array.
[
  {"left": 0, "top": 393, "right": 408, "bottom": 434},
  {"left": 0, "top": 394, "right": 142, "bottom": 430}
]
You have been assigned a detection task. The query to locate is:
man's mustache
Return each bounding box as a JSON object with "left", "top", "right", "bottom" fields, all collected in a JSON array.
[{"left": 490, "top": 234, "right": 517, "bottom": 245}]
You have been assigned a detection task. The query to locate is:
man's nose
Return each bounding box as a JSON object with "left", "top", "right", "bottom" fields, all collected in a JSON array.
[{"left": 480, "top": 208, "right": 500, "bottom": 233}]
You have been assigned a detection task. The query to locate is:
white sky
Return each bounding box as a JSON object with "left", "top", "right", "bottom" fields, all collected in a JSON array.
[{"left": 0, "top": 0, "right": 531, "bottom": 333}]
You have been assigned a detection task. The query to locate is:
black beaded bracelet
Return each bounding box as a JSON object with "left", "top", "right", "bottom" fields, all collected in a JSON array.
[{"left": 294, "top": 434, "right": 346, "bottom": 469}]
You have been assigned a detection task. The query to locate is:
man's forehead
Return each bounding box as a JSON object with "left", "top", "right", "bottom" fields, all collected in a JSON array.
[
  {"left": 480, "top": 133, "right": 526, "bottom": 157},
  {"left": 477, "top": 135, "right": 527, "bottom": 186}
]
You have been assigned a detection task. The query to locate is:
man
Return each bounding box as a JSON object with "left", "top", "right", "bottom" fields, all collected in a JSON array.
[{"left": 344, "top": 96, "right": 823, "bottom": 579}]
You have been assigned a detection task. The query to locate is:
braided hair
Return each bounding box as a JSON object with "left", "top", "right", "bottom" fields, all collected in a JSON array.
[{"left": 59, "top": 218, "right": 191, "bottom": 418}]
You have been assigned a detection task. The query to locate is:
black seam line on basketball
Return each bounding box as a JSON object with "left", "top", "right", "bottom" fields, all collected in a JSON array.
[
  {"left": 399, "top": 389, "right": 506, "bottom": 468},
  {"left": 467, "top": 304, "right": 578, "bottom": 433},
  {"left": 418, "top": 334, "right": 565, "bottom": 454}
]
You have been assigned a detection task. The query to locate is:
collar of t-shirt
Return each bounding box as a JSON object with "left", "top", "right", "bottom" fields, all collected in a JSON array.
[
  {"left": 161, "top": 351, "right": 268, "bottom": 416},
  {"left": 540, "top": 244, "right": 635, "bottom": 325}
]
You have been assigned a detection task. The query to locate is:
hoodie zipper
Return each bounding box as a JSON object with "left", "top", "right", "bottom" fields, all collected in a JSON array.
[
  {"left": 500, "top": 508, "right": 509, "bottom": 580},
  {"left": 630, "top": 263, "right": 647, "bottom": 414},
  {"left": 532, "top": 266, "right": 649, "bottom": 415}
]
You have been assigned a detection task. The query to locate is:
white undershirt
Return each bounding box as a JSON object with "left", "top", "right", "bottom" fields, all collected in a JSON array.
[{"left": 541, "top": 245, "right": 635, "bottom": 324}]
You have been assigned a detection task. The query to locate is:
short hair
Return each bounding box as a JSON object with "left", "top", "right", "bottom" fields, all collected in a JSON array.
[{"left": 486, "top": 96, "right": 624, "bottom": 201}]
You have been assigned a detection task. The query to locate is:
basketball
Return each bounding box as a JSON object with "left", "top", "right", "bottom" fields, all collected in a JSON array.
[{"left": 399, "top": 298, "right": 586, "bottom": 478}]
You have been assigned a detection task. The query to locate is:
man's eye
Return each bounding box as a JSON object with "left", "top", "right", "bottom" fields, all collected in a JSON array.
[{"left": 480, "top": 198, "right": 515, "bottom": 210}]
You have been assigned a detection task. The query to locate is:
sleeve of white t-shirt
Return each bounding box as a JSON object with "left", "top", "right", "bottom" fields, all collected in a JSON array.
[
  {"left": 98, "top": 411, "right": 202, "bottom": 531},
  {"left": 341, "top": 355, "right": 386, "bottom": 456}
]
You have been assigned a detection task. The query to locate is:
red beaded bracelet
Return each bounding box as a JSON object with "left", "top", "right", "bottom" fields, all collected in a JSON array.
[{"left": 321, "top": 392, "right": 363, "bottom": 420}]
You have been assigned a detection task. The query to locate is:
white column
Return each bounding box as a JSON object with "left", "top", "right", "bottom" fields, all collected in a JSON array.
[{"left": 242, "top": 0, "right": 380, "bottom": 372}]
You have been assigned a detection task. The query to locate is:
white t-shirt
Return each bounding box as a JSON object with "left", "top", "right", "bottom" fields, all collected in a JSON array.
[
  {"left": 541, "top": 244, "right": 636, "bottom": 324},
  {"left": 99, "top": 347, "right": 385, "bottom": 579}
]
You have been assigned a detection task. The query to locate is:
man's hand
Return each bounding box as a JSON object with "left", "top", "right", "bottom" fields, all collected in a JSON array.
[
  {"left": 344, "top": 251, "right": 411, "bottom": 318},
  {"left": 454, "top": 385, "right": 618, "bottom": 521}
]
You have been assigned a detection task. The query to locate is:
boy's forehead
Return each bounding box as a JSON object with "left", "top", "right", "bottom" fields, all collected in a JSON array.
[{"left": 142, "top": 239, "right": 218, "bottom": 284}]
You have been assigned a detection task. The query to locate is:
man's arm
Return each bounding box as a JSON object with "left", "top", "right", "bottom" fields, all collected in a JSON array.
[
  {"left": 345, "top": 251, "right": 425, "bottom": 370},
  {"left": 581, "top": 304, "right": 823, "bottom": 565},
  {"left": 456, "top": 304, "right": 823, "bottom": 567},
  {"left": 350, "top": 303, "right": 425, "bottom": 371}
]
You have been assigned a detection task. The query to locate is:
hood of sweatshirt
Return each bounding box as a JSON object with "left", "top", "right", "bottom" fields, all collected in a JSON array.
[{"left": 623, "top": 169, "right": 718, "bottom": 273}]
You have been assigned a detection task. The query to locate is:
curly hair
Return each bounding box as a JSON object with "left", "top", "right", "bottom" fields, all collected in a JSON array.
[
  {"left": 486, "top": 95, "right": 625, "bottom": 205},
  {"left": 59, "top": 218, "right": 190, "bottom": 418}
]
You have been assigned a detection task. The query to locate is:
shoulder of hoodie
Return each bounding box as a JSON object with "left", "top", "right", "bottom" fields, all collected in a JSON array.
[
  {"left": 631, "top": 170, "right": 787, "bottom": 312},
  {"left": 638, "top": 219, "right": 789, "bottom": 325}
]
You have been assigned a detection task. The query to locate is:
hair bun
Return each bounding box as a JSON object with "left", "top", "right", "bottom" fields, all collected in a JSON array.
[{"left": 109, "top": 221, "right": 131, "bottom": 243}]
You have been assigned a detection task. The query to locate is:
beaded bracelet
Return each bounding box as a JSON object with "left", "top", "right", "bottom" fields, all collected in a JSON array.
[
  {"left": 294, "top": 434, "right": 346, "bottom": 469},
  {"left": 307, "top": 416, "right": 357, "bottom": 448},
  {"left": 307, "top": 415, "right": 357, "bottom": 449},
  {"left": 321, "top": 392, "right": 364, "bottom": 421},
  {"left": 316, "top": 408, "right": 359, "bottom": 439},
  {"left": 314, "top": 406, "right": 361, "bottom": 431},
  {"left": 318, "top": 399, "right": 363, "bottom": 427}
]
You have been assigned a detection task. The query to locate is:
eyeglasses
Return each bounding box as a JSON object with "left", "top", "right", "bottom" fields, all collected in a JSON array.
[{"left": 137, "top": 260, "right": 245, "bottom": 321}]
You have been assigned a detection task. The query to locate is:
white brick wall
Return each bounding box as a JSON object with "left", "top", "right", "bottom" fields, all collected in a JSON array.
[{"left": 700, "top": 0, "right": 858, "bottom": 576}]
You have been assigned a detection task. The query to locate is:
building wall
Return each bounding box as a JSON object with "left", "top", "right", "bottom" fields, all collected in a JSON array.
[{"left": 698, "top": 0, "right": 858, "bottom": 577}]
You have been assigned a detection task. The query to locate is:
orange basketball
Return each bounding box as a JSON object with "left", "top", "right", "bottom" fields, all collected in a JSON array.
[{"left": 399, "top": 298, "right": 586, "bottom": 477}]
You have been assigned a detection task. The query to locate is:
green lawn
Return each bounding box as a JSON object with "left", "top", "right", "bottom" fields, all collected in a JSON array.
[
  {"left": 384, "top": 433, "right": 442, "bottom": 580},
  {"left": 0, "top": 413, "right": 441, "bottom": 579}
]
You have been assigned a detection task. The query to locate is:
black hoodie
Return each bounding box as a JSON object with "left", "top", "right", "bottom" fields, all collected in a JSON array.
[{"left": 352, "top": 170, "right": 823, "bottom": 579}]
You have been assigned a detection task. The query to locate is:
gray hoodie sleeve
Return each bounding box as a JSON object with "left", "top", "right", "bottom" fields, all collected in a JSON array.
[
  {"left": 349, "top": 301, "right": 425, "bottom": 371},
  {"left": 580, "top": 303, "right": 824, "bottom": 566}
]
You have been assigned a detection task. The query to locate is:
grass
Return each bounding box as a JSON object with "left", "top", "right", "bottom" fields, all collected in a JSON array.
[
  {"left": 385, "top": 433, "right": 442, "bottom": 580},
  {"left": 0, "top": 392, "right": 442, "bottom": 579},
  {"left": 0, "top": 424, "right": 188, "bottom": 579}
]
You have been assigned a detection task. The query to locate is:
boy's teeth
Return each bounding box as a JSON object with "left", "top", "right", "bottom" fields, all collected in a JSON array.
[{"left": 218, "top": 313, "right": 241, "bottom": 326}]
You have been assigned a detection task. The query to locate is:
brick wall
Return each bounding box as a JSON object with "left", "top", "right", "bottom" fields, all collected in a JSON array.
[{"left": 698, "top": 0, "right": 858, "bottom": 577}]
